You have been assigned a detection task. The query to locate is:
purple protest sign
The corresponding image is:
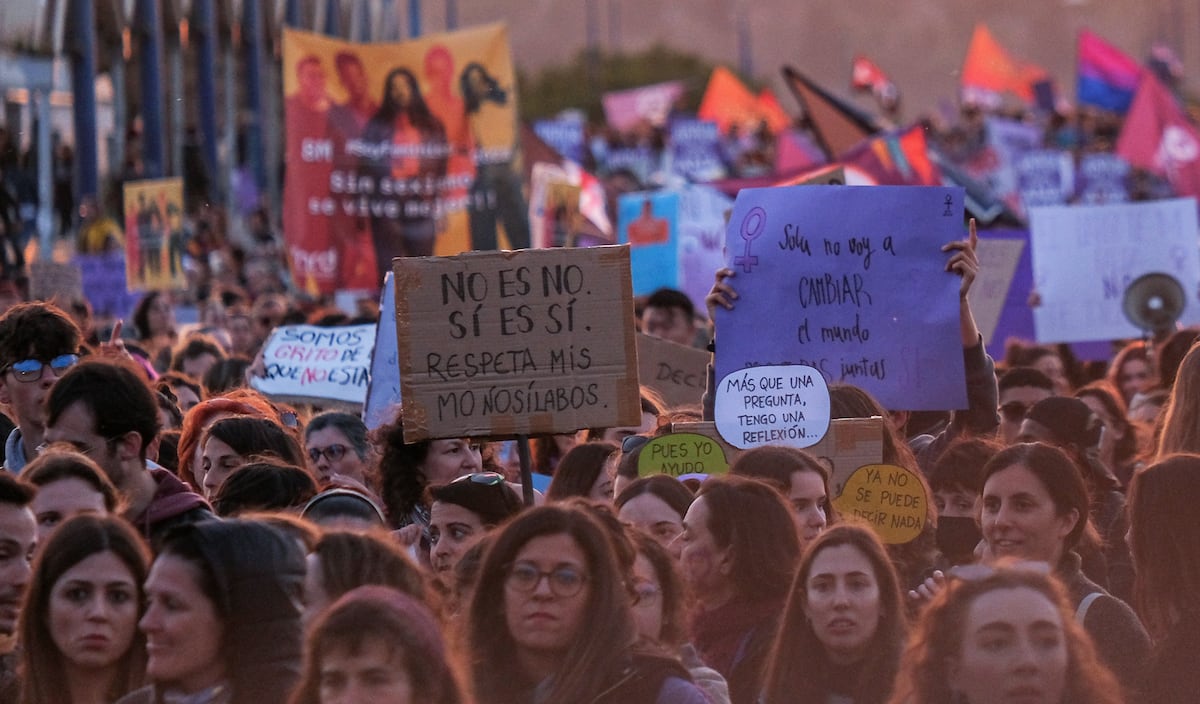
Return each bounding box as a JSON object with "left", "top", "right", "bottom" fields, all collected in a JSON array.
[
  {"left": 1077, "top": 153, "right": 1131, "bottom": 204},
  {"left": 713, "top": 186, "right": 968, "bottom": 411},
  {"left": 533, "top": 117, "right": 586, "bottom": 164},
  {"left": 670, "top": 118, "right": 727, "bottom": 182}
]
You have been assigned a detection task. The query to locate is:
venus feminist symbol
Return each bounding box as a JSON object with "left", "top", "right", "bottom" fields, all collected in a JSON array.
[{"left": 734, "top": 206, "right": 766, "bottom": 273}]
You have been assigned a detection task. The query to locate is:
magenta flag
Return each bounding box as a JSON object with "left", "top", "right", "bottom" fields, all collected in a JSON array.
[
  {"left": 601, "top": 81, "right": 686, "bottom": 132},
  {"left": 1116, "top": 71, "right": 1200, "bottom": 199},
  {"left": 1078, "top": 30, "right": 1141, "bottom": 113}
]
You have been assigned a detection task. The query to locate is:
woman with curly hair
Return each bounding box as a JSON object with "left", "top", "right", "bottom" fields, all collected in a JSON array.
[{"left": 887, "top": 565, "right": 1124, "bottom": 704}]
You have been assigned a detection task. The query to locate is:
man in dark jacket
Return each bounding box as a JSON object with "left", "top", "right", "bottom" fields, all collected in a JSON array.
[{"left": 43, "top": 359, "right": 212, "bottom": 545}]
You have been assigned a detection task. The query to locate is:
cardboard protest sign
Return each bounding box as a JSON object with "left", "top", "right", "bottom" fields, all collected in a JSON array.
[
  {"left": 252, "top": 324, "right": 376, "bottom": 407},
  {"left": 618, "top": 191, "right": 680, "bottom": 295},
  {"left": 363, "top": 273, "right": 400, "bottom": 429},
  {"left": 122, "top": 177, "right": 187, "bottom": 291},
  {"left": 672, "top": 417, "right": 884, "bottom": 497},
  {"left": 636, "top": 433, "right": 729, "bottom": 479},
  {"left": 394, "top": 246, "right": 641, "bottom": 442},
  {"left": 1031, "top": 199, "right": 1200, "bottom": 343},
  {"left": 713, "top": 185, "right": 968, "bottom": 411},
  {"left": 30, "top": 261, "right": 83, "bottom": 303},
  {"left": 968, "top": 238, "right": 1025, "bottom": 346},
  {"left": 636, "top": 333, "right": 709, "bottom": 409},
  {"left": 833, "top": 464, "right": 928, "bottom": 544},
  {"left": 714, "top": 364, "right": 832, "bottom": 449}
]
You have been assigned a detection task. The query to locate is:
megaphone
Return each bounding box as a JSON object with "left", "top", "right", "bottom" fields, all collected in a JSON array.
[{"left": 1122, "top": 272, "right": 1186, "bottom": 338}]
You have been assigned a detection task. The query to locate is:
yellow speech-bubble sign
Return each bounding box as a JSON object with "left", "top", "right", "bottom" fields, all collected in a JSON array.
[
  {"left": 637, "top": 433, "right": 730, "bottom": 478},
  {"left": 832, "top": 464, "right": 927, "bottom": 545}
]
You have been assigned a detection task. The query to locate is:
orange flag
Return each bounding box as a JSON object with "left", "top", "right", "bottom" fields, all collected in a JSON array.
[
  {"left": 699, "top": 67, "right": 768, "bottom": 134},
  {"left": 961, "top": 24, "right": 1046, "bottom": 104}
]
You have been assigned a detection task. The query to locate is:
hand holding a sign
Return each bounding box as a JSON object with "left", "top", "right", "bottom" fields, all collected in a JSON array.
[{"left": 704, "top": 267, "right": 738, "bottom": 324}]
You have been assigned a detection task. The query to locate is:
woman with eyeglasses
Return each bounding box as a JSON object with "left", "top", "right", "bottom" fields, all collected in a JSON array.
[
  {"left": 977, "top": 442, "right": 1149, "bottom": 694},
  {"left": 678, "top": 476, "right": 800, "bottom": 704},
  {"left": 428, "top": 471, "right": 522, "bottom": 591},
  {"left": 303, "top": 411, "right": 374, "bottom": 489},
  {"left": 466, "top": 504, "right": 708, "bottom": 704},
  {"left": 18, "top": 514, "right": 150, "bottom": 704},
  {"left": 887, "top": 565, "right": 1124, "bottom": 704},
  {"left": 761, "top": 524, "right": 907, "bottom": 704},
  {"left": 629, "top": 531, "right": 731, "bottom": 704},
  {"left": 1127, "top": 453, "right": 1200, "bottom": 704}
]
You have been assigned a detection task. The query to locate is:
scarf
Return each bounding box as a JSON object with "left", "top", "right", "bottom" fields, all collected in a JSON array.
[{"left": 688, "top": 597, "right": 782, "bottom": 677}]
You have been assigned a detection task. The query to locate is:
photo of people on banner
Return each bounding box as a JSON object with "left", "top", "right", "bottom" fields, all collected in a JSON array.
[
  {"left": 122, "top": 177, "right": 187, "bottom": 291},
  {"left": 282, "top": 23, "right": 529, "bottom": 295}
]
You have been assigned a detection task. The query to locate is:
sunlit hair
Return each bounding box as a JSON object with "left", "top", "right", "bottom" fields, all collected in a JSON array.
[
  {"left": 466, "top": 505, "right": 636, "bottom": 704},
  {"left": 629, "top": 530, "right": 687, "bottom": 647},
  {"left": 312, "top": 530, "right": 428, "bottom": 608},
  {"left": 19, "top": 515, "right": 150, "bottom": 704},
  {"left": 981, "top": 442, "right": 1089, "bottom": 553},
  {"left": 1155, "top": 341, "right": 1200, "bottom": 458},
  {"left": 886, "top": 565, "right": 1124, "bottom": 704},
  {"left": 1105, "top": 340, "right": 1156, "bottom": 403},
  {"left": 697, "top": 475, "right": 801, "bottom": 603},
  {"left": 729, "top": 445, "right": 836, "bottom": 523},
  {"left": 177, "top": 392, "right": 281, "bottom": 487},
  {"left": 1074, "top": 381, "right": 1144, "bottom": 472},
  {"left": 290, "top": 586, "right": 469, "bottom": 704},
  {"left": 202, "top": 416, "right": 305, "bottom": 469},
  {"left": 1128, "top": 453, "right": 1200, "bottom": 639},
  {"left": 761, "top": 523, "right": 906, "bottom": 704},
  {"left": 546, "top": 442, "right": 617, "bottom": 501}
]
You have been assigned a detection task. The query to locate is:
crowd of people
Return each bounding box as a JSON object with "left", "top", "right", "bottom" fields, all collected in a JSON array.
[{"left": 0, "top": 211, "right": 1194, "bottom": 704}]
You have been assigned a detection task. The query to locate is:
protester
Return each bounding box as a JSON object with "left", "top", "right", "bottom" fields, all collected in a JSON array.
[
  {"left": 615, "top": 474, "right": 693, "bottom": 557},
  {"left": 197, "top": 415, "right": 306, "bottom": 498},
  {"left": 130, "top": 292, "right": 177, "bottom": 372},
  {"left": 1127, "top": 453, "right": 1200, "bottom": 704},
  {"left": 176, "top": 392, "right": 281, "bottom": 489},
  {"left": 304, "top": 411, "right": 374, "bottom": 488},
  {"left": 0, "top": 302, "right": 82, "bottom": 473},
  {"left": 154, "top": 372, "right": 202, "bottom": 414},
  {"left": 118, "top": 520, "right": 305, "bottom": 704},
  {"left": 210, "top": 460, "right": 318, "bottom": 516},
  {"left": 374, "top": 414, "right": 482, "bottom": 533},
  {"left": 466, "top": 504, "right": 708, "bottom": 704},
  {"left": 580, "top": 387, "right": 664, "bottom": 447},
  {"left": 729, "top": 445, "right": 832, "bottom": 547},
  {"left": 300, "top": 487, "right": 387, "bottom": 529},
  {"left": 0, "top": 472, "right": 36, "bottom": 701},
  {"left": 641, "top": 288, "right": 698, "bottom": 347},
  {"left": 545, "top": 441, "right": 618, "bottom": 503},
  {"left": 629, "top": 531, "right": 731, "bottom": 704},
  {"left": 679, "top": 475, "right": 800, "bottom": 704},
  {"left": 44, "top": 359, "right": 212, "bottom": 545},
  {"left": 926, "top": 437, "right": 999, "bottom": 566},
  {"left": 23, "top": 447, "right": 119, "bottom": 540},
  {"left": 887, "top": 566, "right": 1124, "bottom": 704},
  {"left": 1153, "top": 340, "right": 1200, "bottom": 458},
  {"left": 19, "top": 514, "right": 150, "bottom": 704},
  {"left": 1074, "top": 381, "right": 1144, "bottom": 488},
  {"left": 168, "top": 333, "right": 227, "bottom": 382},
  {"left": 978, "top": 442, "right": 1148, "bottom": 691},
  {"left": 1105, "top": 340, "right": 1156, "bottom": 405},
  {"left": 428, "top": 471, "right": 522, "bottom": 589},
  {"left": 303, "top": 530, "right": 427, "bottom": 627},
  {"left": 996, "top": 367, "right": 1055, "bottom": 445},
  {"left": 1005, "top": 342, "right": 1072, "bottom": 395},
  {"left": 1017, "top": 396, "right": 1131, "bottom": 601},
  {"left": 761, "top": 524, "right": 907, "bottom": 704},
  {"left": 290, "top": 586, "right": 468, "bottom": 704}
]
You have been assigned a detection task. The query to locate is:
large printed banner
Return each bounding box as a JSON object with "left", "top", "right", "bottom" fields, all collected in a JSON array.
[
  {"left": 282, "top": 24, "right": 527, "bottom": 294},
  {"left": 393, "top": 246, "right": 641, "bottom": 442},
  {"left": 713, "top": 186, "right": 968, "bottom": 411},
  {"left": 602, "top": 81, "right": 686, "bottom": 132},
  {"left": 122, "top": 178, "right": 187, "bottom": 291},
  {"left": 1031, "top": 199, "right": 1200, "bottom": 343}
]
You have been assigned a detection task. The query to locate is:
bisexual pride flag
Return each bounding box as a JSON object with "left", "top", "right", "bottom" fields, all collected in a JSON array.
[{"left": 1077, "top": 30, "right": 1141, "bottom": 114}]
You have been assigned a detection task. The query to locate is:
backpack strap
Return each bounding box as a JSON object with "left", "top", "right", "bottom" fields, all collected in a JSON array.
[{"left": 1076, "top": 592, "right": 1104, "bottom": 624}]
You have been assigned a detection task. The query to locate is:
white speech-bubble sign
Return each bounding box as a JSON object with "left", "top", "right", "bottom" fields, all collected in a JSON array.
[{"left": 714, "top": 364, "right": 831, "bottom": 449}]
